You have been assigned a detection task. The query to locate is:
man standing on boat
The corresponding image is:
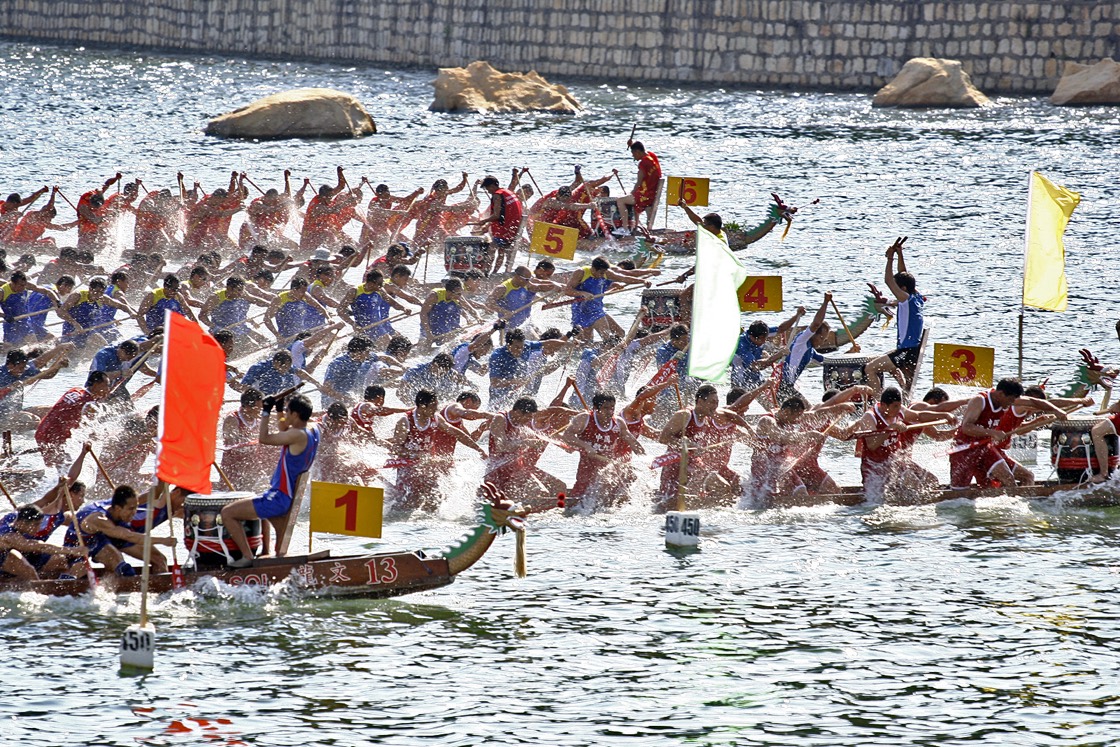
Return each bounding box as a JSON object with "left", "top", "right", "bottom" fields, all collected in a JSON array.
[
  {"left": 615, "top": 140, "right": 661, "bottom": 235},
  {"left": 470, "top": 175, "right": 524, "bottom": 275},
  {"left": 222, "top": 393, "right": 320, "bottom": 566},
  {"left": 864, "top": 237, "right": 921, "bottom": 395}
]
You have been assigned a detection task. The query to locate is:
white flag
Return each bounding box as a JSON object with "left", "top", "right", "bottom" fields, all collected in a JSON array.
[{"left": 687, "top": 227, "right": 748, "bottom": 383}]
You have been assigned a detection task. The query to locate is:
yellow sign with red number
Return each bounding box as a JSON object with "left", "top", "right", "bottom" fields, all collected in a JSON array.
[
  {"left": 666, "top": 176, "right": 710, "bottom": 207},
  {"left": 737, "top": 276, "right": 783, "bottom": 312},
  {"left": 309, "top": 481, "right": 383, "bottom": 538},
  {"left": 932, "top": 343, "right": 995, "bottom": 387},
  {"left": 530, "top": 221, "right": 578, "bottom": 261}
]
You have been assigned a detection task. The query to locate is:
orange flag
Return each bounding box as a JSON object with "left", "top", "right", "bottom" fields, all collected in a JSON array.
[{"left": 156, "top": 311, "right": 226, "bottom": 494}]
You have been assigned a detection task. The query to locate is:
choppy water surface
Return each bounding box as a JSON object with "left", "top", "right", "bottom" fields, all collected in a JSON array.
[{"left": 2, "top": 42, "right": 1120, "bottom": 746}]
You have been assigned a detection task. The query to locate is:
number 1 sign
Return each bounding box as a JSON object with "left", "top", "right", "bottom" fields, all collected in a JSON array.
[{"left": 310, "top": 481, "right": 384, "bottom": 539}]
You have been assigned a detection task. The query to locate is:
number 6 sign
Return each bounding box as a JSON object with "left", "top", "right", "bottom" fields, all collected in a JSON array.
[
  {"left": 666, "top": 176, "right": 710, "bottom": 207},
  {"left": 932, "top": 343, "right": 995, "bottom": 388},
  {"left": 530, "top": 221, "right": 578, "bottom": 261},
  {"left": 310, "top": 481, "right": 384, "bottom": 539}
]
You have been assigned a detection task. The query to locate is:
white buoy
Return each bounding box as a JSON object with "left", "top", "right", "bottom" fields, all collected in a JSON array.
[
  {"left": 119, "top": 622, "right": 155, "bottom": 672},
  {"left": 664, "top": 511, "right": 700, "bottom": 548}
]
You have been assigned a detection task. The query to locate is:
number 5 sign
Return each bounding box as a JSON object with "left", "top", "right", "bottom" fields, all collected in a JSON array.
[
  {"left": 932, "top": 343, "right": 995, "bottom": 388},
  {"left": 666, "top": 176, "right": 710, "bottom": 207},
  {"left": 530, "top": 221, "right": 578, "bottom": 261},
  {"left": 737, "top": 276, "right": 783, "bottom": 312},
  {"left": 310, "top": 481, "right": 384, "bottom": 539}
]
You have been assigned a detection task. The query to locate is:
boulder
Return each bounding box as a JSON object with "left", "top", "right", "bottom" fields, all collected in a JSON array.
[
  {"left": 872, "top": 58, "right": 989, "bottom": 108},
  {"left": 1050, "top": 58, "right": 1120, "bottom": 105},
  {"left": 430, "top": 61, "right": 582, "bottom": 114},
  {"left": 206, "top": 88, "right": 376, "bottom": 140}
]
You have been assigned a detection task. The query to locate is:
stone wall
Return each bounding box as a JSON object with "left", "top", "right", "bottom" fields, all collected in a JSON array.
[{"left": 2, "top": 1, "right": 1117, "bottom": 93}]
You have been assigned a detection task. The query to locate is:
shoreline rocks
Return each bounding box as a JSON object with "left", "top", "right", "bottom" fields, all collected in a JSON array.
[
  {"left": 872, "top": 58, "right": 990, "bottom": 108},
  {"left": 430, "top": 61, "right": 582, "bottom": 114},
  {"left": 1050, "top": 59, "right": 1120, "bottom": 106},
  {"left": 206, "top": 88, "right": 376, "bottom": 140}
]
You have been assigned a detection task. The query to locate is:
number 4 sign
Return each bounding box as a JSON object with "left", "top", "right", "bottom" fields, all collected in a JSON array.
[
  {"left": 530, "top": 221, "right": 578, "bottom": 261},
  {"left": 932, "top": 343, "right": 996, "bottom": 388},
  {"left": 737, "top": 276, "right": 783, "bottom": 312},
  {"left": 310, "top": 481, "right": 384, "bottom": 539}
]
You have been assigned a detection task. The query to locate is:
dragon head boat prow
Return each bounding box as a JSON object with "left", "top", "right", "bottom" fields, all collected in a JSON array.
[{"left": 438, "top": 483, "right": 530, "bottom": 577}]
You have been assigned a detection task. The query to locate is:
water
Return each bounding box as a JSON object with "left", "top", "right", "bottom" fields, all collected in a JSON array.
[{"left": 2, "top": 41, "right": 1120, "bottom": 746}]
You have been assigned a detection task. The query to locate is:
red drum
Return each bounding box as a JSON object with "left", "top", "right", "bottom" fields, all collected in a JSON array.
[
  {"left": 639, "top": 288, "right": 684, "bottom": 333},
  {"left": 1050, "top": 419, "right": 1119, "bottom": 483},
  {"left": 444, "top": 236, "right": 491, "bottom": 274},
  {"left": 184, "top": 491, "right": 262, "bottom": 568},
  {"left": 822, "top": 354, "right": 874, "bottom": 392}
]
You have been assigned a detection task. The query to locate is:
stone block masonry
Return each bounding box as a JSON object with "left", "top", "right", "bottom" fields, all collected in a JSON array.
[{"left": 1, "top": 1, "right": 1117, "bottom": 94}]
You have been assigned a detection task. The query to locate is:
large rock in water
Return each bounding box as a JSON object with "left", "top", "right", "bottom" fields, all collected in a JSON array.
[
  {"left": 430, "top": 61, "right": 581, "bottom": 114},
  {"left": 206, "top": 88, "right": 376, "bottom": 140},
  {"left": 1050, "top": 59, "right": 1120, "bottom": 105},
  {"left": 872, "top": 58, "right": 989, "bottom": 108}
]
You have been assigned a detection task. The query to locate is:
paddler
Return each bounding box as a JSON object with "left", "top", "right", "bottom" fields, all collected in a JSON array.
[
  {"left": 199, "top": 276, "right": 271, "bottom": 354},
  {"left": 1090, "top": 399, "right": 1120, "bottom": 484},
  {"left": 948, "top": 378, "right": 1067, "bottom": 489},
  {"left": 419, "top": 277, "right": 477, "bottom": 343},
  {"left": 746, "top": 396, "right": 830, "bottom": 506},
  {"left": 63, "top": 485, "right": 176, "bottom": 577},
  {"left": 655, "top": 384, "right": 726, "bottom": 512},
  {"left": 265, "top": 276, "right": 330, "bottom": 341},
  {"left": 138, "top": 274, "right": 197, "bottom": 334},
  {"left": 387, "top": 389, "right": 485, "bottom": 512},
  {"left": 34, "top": 370, "right": 110, "bottom": 469},
  {"left": 483, "top": 397, "right": 567, "bottom": 507},
  {"left": 222, "top": 393, "right": 320, "bottom": 566},
  {"left": 75, "top": 173, "right": 122, "bottom": 252},
  {"left": 730, "top": 309, "right": 804, "bottom": 389},
  {"left": 832, "top": 386, "right": 955, "bottom": 501},
  {"left": 220, "top": 388, "right": 272, "bottom": 492},
  {"left": 57, "top": 277, "right": 134, "bottom": 350},
  {"left": 299, "top": 167, "right": 349, "bottom": 254},
  {"left": 615, "top": 140, "right": 662, "bottom": 235},
  {"left": 487, "top": 327, "right": 575, "bottom": 410},
  {"left": 4, "top": 188, "right": 77, "bottom": 252},
  {"left": 241, "top": 350, "right": 300, "bottom": 397},
  {"left": 562, "top": 391, "right": 645, "bottom": 509},
  {"left": 777, "top": 292, "right": 832, "bottom": 402},
  {"left": 564, "top": 256, "right": 658, "bottom": 342},
  {"left": 484, "top": 264, "right": 563, "bottom": 331},
  {"left": 337, "top": 268, "right": 411, "bottom": 346}
]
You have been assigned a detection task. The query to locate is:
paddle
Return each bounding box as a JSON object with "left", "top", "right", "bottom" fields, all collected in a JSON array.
[
  {"left": 541, "top": 283, "right": 645, "bottom": 310},
  {"left": 829, "top": 297, "right": 861, "bottom": 354},
  {"left": 61, "top": 481, "right": 97, "bottom": 589},
  {"left": 89, "top": 447, "right": 116, "bottom": 491}
]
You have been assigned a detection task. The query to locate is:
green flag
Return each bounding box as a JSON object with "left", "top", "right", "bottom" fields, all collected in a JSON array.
[{"left": 687, "top": 227, "right": 748, "bottom": 383}]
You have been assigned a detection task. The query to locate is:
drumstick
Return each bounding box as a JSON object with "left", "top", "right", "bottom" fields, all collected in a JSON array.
[
  {"left": 89, "top": 448, "right": 116, "bottom": 491},
  {"left": 829, "top": 297, "right": 861, "bottom": 354}
]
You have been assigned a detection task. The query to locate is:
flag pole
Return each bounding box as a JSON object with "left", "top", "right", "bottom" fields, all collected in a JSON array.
[{"left": 1019, "top": 171, "right": 1034, "bottom": 380}]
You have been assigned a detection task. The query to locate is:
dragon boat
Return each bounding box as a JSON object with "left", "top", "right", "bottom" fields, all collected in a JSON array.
[
  {"left": 0, "top": 499, "right": 527, "bottom": 598},
  {"left": 765, "top": 479, "right": 1120, "bottom": 509}
]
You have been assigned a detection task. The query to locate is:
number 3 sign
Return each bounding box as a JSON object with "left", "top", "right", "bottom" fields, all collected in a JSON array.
[
  {"left": 310, "top": 481, "right": 384, "bottom": 539},
  {"left": 530, "top": 221, "right": 578, "bottom": 261},
  {"left": 932, "top": 343, "right": 995, "bottom": 388}
]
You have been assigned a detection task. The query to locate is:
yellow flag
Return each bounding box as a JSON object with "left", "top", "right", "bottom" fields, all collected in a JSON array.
[{"left": 1023, "top": 171, "right": 1080, "bottom": 312}]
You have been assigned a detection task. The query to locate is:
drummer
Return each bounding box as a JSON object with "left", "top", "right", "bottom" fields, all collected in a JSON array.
[{"left": 221, "top": 394, "right": 320, "bottom": 567}]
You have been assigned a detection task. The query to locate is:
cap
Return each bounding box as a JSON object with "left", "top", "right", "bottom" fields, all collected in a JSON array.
[{"left": 310, "top": 249, "right": 331, "bottom": 262}]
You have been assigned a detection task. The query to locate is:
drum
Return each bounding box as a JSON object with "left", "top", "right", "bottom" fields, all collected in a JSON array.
[
  {"left": 822, "top": 354, "right": 875, "bottom": 392},
  {"left": 1049, "top": 419, "right": 1118, "bottom": 483},
  {"left": 639, "top": 288, "right": 684, "bottom": 332},
  {"left": 184, "top": 491, "right": 262, "bottom": 567},
  {"left": 444, "top": 236, "right": 491, "bottom": 274},
  {"left": 595, "top": 198, "right": 623, "bottom": 230}
]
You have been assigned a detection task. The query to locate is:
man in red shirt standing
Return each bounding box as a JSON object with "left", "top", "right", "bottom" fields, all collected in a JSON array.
[
  {"left": 616, "top": 140, "right": 662, "bottom": 235},
  {"left": 472, "top": 175, "right": 525, "bottom": 275}
]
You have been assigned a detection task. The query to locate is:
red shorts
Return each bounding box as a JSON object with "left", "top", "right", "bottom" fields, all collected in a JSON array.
[
  {"left": 791, "top": 456, "right": 829, "bottom": 493},
  {"left": 949, "top": 443, "right": 1006, "bottom": 488}
]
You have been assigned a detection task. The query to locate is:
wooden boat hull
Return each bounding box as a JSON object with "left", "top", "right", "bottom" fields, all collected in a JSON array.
[
  {"left": 1, "top": 501, "right": 527, "bottom": 599},
  {"left": 4, "top": 549, "right": 454, "bottom": 598}
]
